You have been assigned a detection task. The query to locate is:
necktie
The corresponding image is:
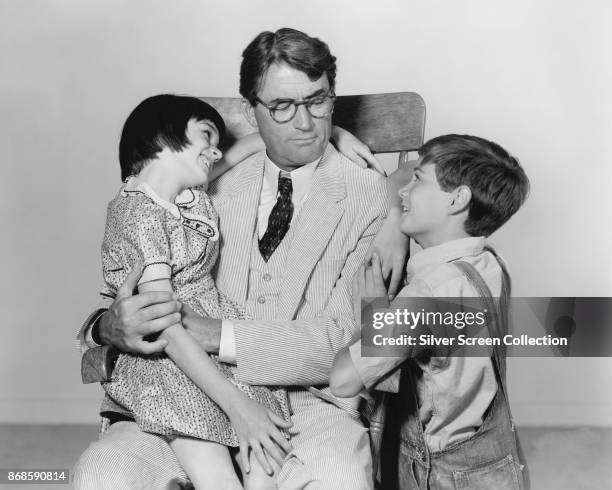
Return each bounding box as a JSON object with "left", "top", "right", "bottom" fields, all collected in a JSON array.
[{"left": 259, "top": 172, "right": 293, "bottom": 262}]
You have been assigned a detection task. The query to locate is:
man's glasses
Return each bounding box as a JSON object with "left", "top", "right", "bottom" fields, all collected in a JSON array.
[{"left": 254, "top": 92, "right": 336, "bottom": 123}]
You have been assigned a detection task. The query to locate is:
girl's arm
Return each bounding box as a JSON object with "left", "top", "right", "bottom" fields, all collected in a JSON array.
[
  {"left": 138, "top": 279, "right": 292, "bottom": 474},
  {"left": 209, "top": 133, "right": 265, "bottom": 181},
  {"left": 208, "top": 127, "right": 387, "bottom": 182},
  {"left": 331, "top": 126, "right": 386, "bottom": 175}
]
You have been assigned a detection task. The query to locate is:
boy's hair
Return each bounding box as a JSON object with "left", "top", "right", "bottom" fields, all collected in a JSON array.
[
  {"left": 119, "top": 94, "right": 226, "bottom": 181},
  {"left": 419, "top": 134, "right": 530, "bottom": 237},
  {"left": 239, "top": 27, "right": 337, "bottom": 105}
]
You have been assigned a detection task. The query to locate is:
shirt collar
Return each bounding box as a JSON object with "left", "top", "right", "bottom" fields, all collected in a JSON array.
[
  {"left": 263, "top": 153, "right": 322, "bottom": 205},
  {"left": 122, "top": 176, "right": 199, "bottom": 219},
  {"left": 406, "top": 236, "right": 487, "bottom": 282}
]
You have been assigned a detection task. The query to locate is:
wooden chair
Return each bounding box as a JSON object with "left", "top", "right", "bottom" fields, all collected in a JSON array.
[
  {"left": 82, "top": 92, "right": 426, "bottom": 489},
  {"left": 204, "top": 92, "right": 426, "bottom": 488},
  {"left": 202, "top": 91, "right": 425, "bottom": 170}
]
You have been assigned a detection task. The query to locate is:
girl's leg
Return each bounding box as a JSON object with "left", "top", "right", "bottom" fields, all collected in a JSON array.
[
  {"left": 236, "top": 449, "right": 280, "bottom": 490},
  {"left": 170, "top": 437, "right": 241, "bottom": 490}
]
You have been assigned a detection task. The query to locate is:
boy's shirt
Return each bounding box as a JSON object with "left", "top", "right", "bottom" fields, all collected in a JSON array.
[{"left": 349, "top": 236, "right": 500, "bottom": 452}]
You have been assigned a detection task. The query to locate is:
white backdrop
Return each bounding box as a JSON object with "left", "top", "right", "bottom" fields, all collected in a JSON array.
[{"left": 1, "top": 0, "right": 611, "bottom": 424}]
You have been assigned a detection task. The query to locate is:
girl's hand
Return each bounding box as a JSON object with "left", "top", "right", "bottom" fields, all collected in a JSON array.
[
  {"left": 227, "top": 395, "right": 293, "bottom": 476},
  {"left": 332, "top": 126, "right": 386, "bottom": 176}
]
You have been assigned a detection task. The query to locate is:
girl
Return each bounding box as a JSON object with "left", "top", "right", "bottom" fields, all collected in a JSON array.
[{"left": 100, "top": 94, "right": 380, "bottom": 489}]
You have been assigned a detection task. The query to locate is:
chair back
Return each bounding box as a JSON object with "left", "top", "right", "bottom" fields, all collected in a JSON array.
[{"left": 202, "top": 92, "right": 426, "bottom": 169}]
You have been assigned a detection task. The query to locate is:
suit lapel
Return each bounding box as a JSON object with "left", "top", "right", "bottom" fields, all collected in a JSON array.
[
  {"left": 214, "top": 154, "right": 264, "bottom": 304},
  {"left": 277, "top": 145, "right": 346, "bottom": 319}
]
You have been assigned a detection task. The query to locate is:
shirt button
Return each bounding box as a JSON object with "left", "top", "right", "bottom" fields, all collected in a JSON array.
[
  {"left": 263, "top": 273, "right": 272, "bottom": 282},
  {"left": 257, "top": 296, "right": 266, "bottom": 304}
]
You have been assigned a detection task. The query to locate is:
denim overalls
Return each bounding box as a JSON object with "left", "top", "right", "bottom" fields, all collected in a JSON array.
[{"left": 390, "top": 252, "right": 529, "bottom": 490}]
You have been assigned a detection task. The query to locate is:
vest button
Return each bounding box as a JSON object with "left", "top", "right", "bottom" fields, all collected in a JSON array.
[
  {"left": 263, "top": 273, "right": 272, "bottom": 282},
  {"left": 257, "top": 296, "right": 266, "bottom": 304}
]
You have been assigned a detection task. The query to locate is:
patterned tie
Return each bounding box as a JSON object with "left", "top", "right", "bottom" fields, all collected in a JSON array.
[{"left": 259, "top": 172, "right": 294, "bottom": 262}]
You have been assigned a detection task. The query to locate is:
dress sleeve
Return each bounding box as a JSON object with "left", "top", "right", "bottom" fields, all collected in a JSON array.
[{"left": 101, "top": 197, "right": 173, "bottom": 295}]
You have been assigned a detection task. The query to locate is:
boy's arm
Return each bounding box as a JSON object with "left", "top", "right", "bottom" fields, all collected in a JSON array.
[
  {"left": 331, "top": 259, "right": 436, "bottom": 397},
  {"left": 365, "top": 165, "right": 414, "bottom": 298},
  {"left": 331, "top": 342, "right": 404, "bottom": 397},
  {"left": 329, "top": 345, "right": 365, "bottom": 397}
]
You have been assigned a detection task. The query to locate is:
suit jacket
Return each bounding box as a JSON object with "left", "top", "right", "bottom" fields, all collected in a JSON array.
[{"left": 208, "top": 143, "right": 389, "bottom": 409}]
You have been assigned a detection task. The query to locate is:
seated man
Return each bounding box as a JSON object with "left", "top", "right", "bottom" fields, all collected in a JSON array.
[{"left": 75, "top": 27, "right": 410, "bottom": 489}]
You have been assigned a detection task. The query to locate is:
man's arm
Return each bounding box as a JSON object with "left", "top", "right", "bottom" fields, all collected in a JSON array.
[
  {"left": 76, "top": 267, "right": 179, "bottom": 355},
  {"left": 236, "top": 215, "right": 384, "bottom": 386},
  {"left": 182, "top": 200, "right": 387, "bottom": 386}
]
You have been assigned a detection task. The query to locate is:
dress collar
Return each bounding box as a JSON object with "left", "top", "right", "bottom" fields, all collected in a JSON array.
[
  {"left": 406, "top": 236, "right": 487, "bottom": 282},
  {"left": 122, "top": 176, "right": 199, "bottom": 219}
]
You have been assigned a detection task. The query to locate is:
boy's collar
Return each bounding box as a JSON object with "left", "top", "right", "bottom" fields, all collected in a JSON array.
[{"left": 406, "top": 236, "right": 486, "bottom": 281}]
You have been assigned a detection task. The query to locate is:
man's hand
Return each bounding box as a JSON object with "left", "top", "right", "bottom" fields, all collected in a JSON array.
[
  {"left": 98, "top": 265, "right": 180, "bottom": 354},
  {"left": 181, "top": 304, "right": 222, "bottom": 354}
]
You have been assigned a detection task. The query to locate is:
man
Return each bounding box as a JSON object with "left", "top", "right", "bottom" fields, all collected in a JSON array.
[{"left": 75, "top": 28, "right": 406, "bottom": 489}]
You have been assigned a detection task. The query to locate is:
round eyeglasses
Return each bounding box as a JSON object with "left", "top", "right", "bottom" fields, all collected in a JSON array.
[{"left": 254, "top": 93, "right": 336, "bottom": 123}]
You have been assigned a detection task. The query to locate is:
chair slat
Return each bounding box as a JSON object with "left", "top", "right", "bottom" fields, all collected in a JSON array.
[{"left": 202, "top": 92, "right": 426, "bottom": 157}]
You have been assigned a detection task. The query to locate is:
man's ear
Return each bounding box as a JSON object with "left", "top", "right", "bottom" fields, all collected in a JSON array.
[
  {"left": 449, "top": 185, "right": 472, "bottom": 214},
  {"left": 241, "top": 98, "right": 258, "bottom": 129}
]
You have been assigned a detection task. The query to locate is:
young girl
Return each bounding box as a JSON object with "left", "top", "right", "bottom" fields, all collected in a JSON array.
[{"left": 100, "top": 94, "right": 380, "bottom": 489}]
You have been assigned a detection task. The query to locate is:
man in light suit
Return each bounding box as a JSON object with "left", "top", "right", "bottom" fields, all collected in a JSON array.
[{"left": 75, "top": 28, "right": 399, "bottom": 489}]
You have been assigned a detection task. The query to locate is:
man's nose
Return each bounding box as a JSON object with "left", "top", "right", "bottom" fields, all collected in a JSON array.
[{"left": 293, "top": 104, "right": 314, "bottom": 131}]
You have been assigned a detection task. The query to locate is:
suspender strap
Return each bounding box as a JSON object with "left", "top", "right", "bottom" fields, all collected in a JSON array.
[
  {"left": 453, "top": 245, "right": 511, "bottom": 397},
  {"left": 454, "top": 247, "right": 530, "bottom": 488}
]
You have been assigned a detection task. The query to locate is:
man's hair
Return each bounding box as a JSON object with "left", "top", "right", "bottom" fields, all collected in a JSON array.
[
  {"left": 239, "top": 28, "right": 337, "bottom": 105},
  {"left": 419, "top": 134, "right": 530, "bottom": 237},
  {"left": 119, "top": 94, "right": 226, "bottom": 181}
]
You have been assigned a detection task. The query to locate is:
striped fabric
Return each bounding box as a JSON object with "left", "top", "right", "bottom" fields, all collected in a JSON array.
[
  {"left": 74, "top": 143, "right": 390, "bottom": 489},
  {"left": 209, "top": 144, "right": 389, "bottom": 393},
  {"left": 73, "top": 421, "right": 190, "bottom": 490},
  {"left": 207, "top": 144, "right": 389, "bottom": 485}
]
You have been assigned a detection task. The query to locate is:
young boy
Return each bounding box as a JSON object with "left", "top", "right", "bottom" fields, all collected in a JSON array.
[{"left": 331, "top": 134, "right": 530, "bottom": 489}]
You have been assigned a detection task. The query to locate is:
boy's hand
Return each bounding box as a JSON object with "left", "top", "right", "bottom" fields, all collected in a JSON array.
[
  {"left": 365, "top": 207, "right": 409, "bottom": 300},
  {"left": 358, "top": 253, "right": 390, "bottom": 306}
]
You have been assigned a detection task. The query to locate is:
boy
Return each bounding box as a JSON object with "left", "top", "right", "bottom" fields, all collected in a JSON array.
[{"left": 331, "top": 134, "right": 530, "bottom": 489}]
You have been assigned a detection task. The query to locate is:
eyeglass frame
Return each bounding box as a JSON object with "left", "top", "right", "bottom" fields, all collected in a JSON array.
[{"left": 253, "top": 91, "right": 337, "bottom": 123}]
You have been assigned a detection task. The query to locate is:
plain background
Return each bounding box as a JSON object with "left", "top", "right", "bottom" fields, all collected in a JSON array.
[{"left": 1, "top": 0, "right": 610, "bottom": 425}]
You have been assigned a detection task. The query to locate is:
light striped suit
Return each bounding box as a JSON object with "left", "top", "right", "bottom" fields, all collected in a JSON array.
[
  {"left": 74, "top": 144, "right": 389, "bottom": 489},
  {"left": 208, "top": 144, "right": 389, "bottom": 488}
]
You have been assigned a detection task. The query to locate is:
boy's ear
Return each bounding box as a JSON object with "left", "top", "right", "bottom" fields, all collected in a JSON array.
[
  {"left": 241, "top": 99, "right": 258, "bottom": 129},
  {"left": 449, "top": 185, "right": 472, "bottom": 214}
]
